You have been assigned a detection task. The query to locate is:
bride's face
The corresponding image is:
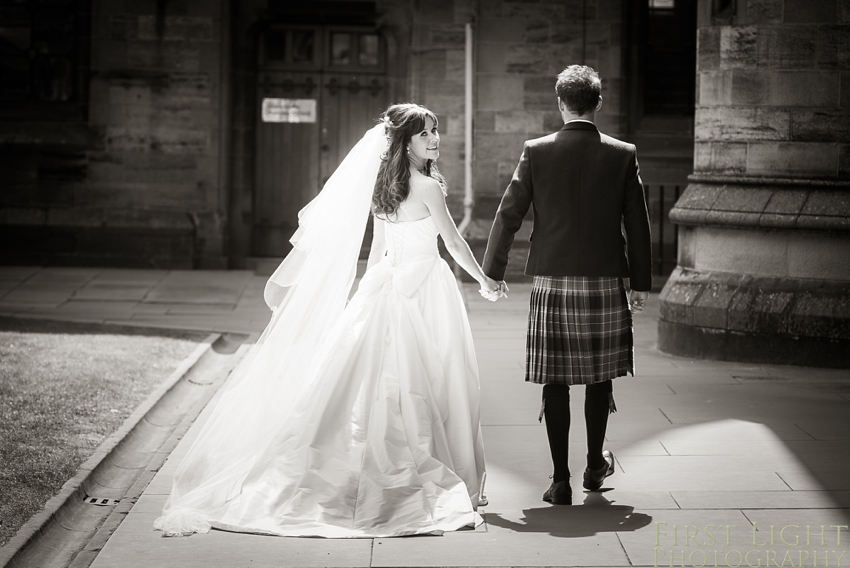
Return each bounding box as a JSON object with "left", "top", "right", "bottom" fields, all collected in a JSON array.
[{"left": 407, "top": 116, "right": 440, "bottom": 164}]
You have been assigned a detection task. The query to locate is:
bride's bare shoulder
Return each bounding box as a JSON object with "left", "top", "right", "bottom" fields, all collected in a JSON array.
[{"left": 409, "top": 173, "right": 444, "bottom": 197}]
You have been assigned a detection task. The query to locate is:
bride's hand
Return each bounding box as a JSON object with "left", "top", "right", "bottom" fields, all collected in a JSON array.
[{"left": 479, "top": 276, "right": 500, "bottom": 302}]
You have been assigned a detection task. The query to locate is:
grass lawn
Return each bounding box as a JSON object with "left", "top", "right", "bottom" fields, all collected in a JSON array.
[{"left": 0, "top": 318, "right": 206, "bottom": 548}]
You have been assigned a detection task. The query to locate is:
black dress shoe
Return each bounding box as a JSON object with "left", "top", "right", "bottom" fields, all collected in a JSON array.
[
  {"left": 542, "top": 480, "right": 572, "bottom": 505},
  {"left": 583, "top": 450, "right": 615, "bottom": 491}
]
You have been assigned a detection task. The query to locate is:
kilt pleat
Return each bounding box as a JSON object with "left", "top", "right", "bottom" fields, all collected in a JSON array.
[{"left": 526, "top": 276, "right": 634, "bottom": 385}]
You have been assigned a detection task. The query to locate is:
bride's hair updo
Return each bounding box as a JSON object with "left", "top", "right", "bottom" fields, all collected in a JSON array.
[{"left": 372, "top": 103, "right": 446, "bottom": 219}]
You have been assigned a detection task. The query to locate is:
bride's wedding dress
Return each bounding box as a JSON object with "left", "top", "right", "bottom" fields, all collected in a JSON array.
[{"left": 154, "top": 125, "right": 486, "bottom": 538}]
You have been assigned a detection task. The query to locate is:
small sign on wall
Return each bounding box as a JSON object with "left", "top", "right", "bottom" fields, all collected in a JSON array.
[{"left": 262, "top": 98, "right": 317, "bottom": 123}]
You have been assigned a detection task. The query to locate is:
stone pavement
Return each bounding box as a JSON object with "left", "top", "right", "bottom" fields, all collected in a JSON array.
[{"left": 2, "top": 267, "right": 849, "bottom": 568}]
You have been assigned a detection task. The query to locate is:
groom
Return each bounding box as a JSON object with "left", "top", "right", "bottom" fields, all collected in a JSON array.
[{"left": 482, "top": 65, "right": 652, "bottom": 505}]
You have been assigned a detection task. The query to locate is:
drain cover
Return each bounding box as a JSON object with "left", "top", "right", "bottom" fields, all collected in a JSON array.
[{"left": 84, "top": 496, "right": 120, "bottom": 506}]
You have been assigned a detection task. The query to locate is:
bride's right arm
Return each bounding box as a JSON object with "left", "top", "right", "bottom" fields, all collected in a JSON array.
[
  {"left": 420, "top": 179, "right": 498, "bottom": 293},
  {"left": 366, "top": 216, "right": 387, "bottom": 271}
]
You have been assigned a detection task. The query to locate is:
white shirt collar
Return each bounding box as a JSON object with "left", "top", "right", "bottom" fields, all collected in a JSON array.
[{"left": 565, "top": 119, "right": 595, "bottom": 125}]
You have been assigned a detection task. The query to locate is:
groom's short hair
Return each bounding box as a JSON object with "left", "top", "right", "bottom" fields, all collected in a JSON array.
[{"left": 556, "top": 65, "right": 601, "bottom": 116}]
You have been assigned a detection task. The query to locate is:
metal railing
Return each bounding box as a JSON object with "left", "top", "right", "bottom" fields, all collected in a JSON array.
[{"left": 643, "top": 184, "right": 682, "bottom": 277}]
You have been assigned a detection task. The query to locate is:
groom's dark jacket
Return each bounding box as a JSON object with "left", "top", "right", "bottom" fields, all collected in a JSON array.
[{"left": 482, "top": 121, "right": 652, "bottom": 292}]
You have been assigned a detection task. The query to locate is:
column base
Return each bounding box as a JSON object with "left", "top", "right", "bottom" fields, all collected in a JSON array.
[{"left": 658, "top": 267, "right": 850, "bottom": 369}]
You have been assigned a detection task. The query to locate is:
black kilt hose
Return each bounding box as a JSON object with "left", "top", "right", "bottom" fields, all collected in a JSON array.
[{"left": 526, "top": 276, "right": 634, "bottom": 385}]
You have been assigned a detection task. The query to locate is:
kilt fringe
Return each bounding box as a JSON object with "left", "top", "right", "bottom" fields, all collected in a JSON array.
[{"left": 526, "top": 276, "right": 634, "bottom": 385}]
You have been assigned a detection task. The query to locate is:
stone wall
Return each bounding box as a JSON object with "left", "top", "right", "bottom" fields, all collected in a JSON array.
[
  {"left": 86, "top": 0, "right": 227, "bottom": 268},
  {"left": 658, "top": 0, "right": 850, "bottom": 368},
  {"left": 0, "top": 0, "right": 228, "bottom": 269}
]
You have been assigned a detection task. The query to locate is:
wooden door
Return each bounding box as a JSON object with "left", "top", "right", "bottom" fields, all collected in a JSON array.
[
  {"left": 254, "top": 25, "right": 390, "bottom": 258},
  {"left": 254, "top": 70, "right": 321, "bottom": 257}
]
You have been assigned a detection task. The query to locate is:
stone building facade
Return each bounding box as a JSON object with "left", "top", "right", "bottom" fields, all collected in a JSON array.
[
  {"left": 4, "top": 0, "right": 844, "bottom": 365},
  {"left": 1, "top": 0, "right": 693, "bottom": 275}
]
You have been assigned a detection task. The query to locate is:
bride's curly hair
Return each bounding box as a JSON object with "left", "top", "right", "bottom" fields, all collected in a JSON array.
[{"left": 372, "top": 103, "right": 447, "bottom": 219}]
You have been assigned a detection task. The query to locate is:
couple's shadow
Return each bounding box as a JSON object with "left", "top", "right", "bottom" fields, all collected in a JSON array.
[{"left": 484, "top": 491, "right": 652, "bottom": 539}]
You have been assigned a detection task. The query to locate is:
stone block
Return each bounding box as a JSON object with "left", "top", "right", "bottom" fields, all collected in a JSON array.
[
  {"left": 474, "top": 110, "right": 496, "bottom": 131},
  {"left": 698, "top": 28, "right": 721, "bottom": 72},
  {"left": 763, "top": 189, "right": 808, "bottom": 214},
  {"left": 550, "top": 21, "right": 583, "bottom": 44},
  {"left": 478, "top": 17, "right": 517, "bottom": 44},
  {"left": 523, "top": 75, "right": 556, "bottom": 110},
  {"left": 816, "top": 25, "right": 850, "bottom": 69},
  {"left": 729, "top": 69, "right": 770, "bottom": 105},
  {"left": 542, "top": 111, "right": 563, "bottom": 132},
  {"left": 677, "top": 225, "right": 696, "bottom": 268},
  {"left": 713, "top": 186, "right": 773, "bottom": 212},
  {"left": 585, "top": 22, "right": 612, "bottom": 45},
  {"left": 757, "top": 27, "right": 817, "bottom": 69},
  {"left": 494, "top": 110, "right": 544, "bottom": 132},
  {"left": 693, "top": 226, "right": 788, "bottom": 277},
  {"left": 446, "top": 49, "right": 466, "bottom": 78},
  {"left": 502, "top": 2, "right": 565, "bottom": 19},
  {"left": 478, "top": 43, "right": 506, "bottom": 73},
  {"left": 841, "top": 145, "right": 850, "bottom": 178},
  {"left": 693, "top": 280, "right": 737, "bottom": 329},
  {"left": 497, "top": 160, "right": 519, "bottom": 189},
  {"left": 473, "top": 159, "right": 499, "bottom": 193},
  {"left": 416, "top": 0, "right": 454, "bottom": 24},
  {"left": 151, "top": 127, "right": 209, "bottom": 155},
  {"left": 784, "top": 0, "right": 837, "bottom": 23},
  {"left": 674, "top": 183, "right": 723, "bottom": 210},
  {"left": 720, "top": 26, "right": 758, "bottom": 69},
  {"left": 801, "top": 189, "right": 850, "bottom": 217},
  {"left": 505, "top": 44, "right": 572, "bottom": 75},
  {"left": 769, "top": 71, "right": 840, "bottom": 107},
  {"left": 842, "top": 72, "right": 850, "bottom": 108},
  {"left": 745, "top": 0, "right": 783, "bottom": 24},
  {"left": 477, "top": 74, "right": 524, "bottom": 111},
  {"left": 746, "top": 142, "right": 838, "bottom": 177},
  {"left": 789, "top": 289, "right": 850, "bottom": 340},
  {"left": 697, "top": 71, "right": 732, "bottom": 105},
  {"left": 524, "top": 20, "right": 549, "bottom": 44},
  {"left": 0, "top": 207, "right": 46, "bottom": 225},
  {"left": 694, "top": 142, "right": 747, "bottom": 173},
  {"left": 842, "top": 0, "right": 850, "bottom": 22},
  {"left": 430, "top": 24, "right": 466, "bottom": 46},
  {"left": 658, "top": 279, "right": 701, "bottom": 326},
  {"left": 419, "top": 50, "right": 446, "bottom": 80},
  {"left": 787, "top": 232, "right": 850, "bottom": 281},
  {"left": 790, "top": 110, "right": 850, "bottom": 143},
  {"left": 695, "top": 106, "right": 790, "bottom": 142},
  {"left": 475, "top": 131, "right": 528, "bottom": 162},
  {"left": 137, "top": 16, "right": 214, "bottom": 42},
  {"left": 126, "top": 41, "right": 201, "bottom": 72},
  {"left": 75, "top": 182, "right": 206, "bottom": 210}
]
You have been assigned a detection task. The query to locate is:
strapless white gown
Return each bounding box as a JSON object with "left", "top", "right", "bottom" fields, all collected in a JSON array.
[{"left": 155, "top": 216, "right": 486, "bottom": 538}]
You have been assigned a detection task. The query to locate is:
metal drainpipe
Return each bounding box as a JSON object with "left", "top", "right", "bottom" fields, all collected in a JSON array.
[{"left": 458, "top": 22, "right": 474, "bottom": 237}]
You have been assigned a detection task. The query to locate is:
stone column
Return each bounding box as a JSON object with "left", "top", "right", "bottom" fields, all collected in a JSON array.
[{"left": 657, "top": 0, "right": 850, "bottom": 368}]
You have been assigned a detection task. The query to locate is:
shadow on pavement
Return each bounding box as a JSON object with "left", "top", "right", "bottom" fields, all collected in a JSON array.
[{"left": 485, "top": 492, "right": 653, "bottom": 538}]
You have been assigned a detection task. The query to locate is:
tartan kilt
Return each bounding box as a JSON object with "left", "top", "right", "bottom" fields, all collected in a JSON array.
[{"left": 526, "top": 275, "right": 634, "bottom": 385}]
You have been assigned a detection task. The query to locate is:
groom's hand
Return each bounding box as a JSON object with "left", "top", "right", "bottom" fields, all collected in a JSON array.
[{"left": 629, "top": 290, "right": 648, "bottom": 313}]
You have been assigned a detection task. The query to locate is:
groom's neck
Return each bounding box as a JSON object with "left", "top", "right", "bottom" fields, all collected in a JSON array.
[{"left": 561, "top": 110, "right": 595, "bottom": 124}]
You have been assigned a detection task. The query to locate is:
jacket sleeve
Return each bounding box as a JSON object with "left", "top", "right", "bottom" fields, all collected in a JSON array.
[
  {"left": 622, "top": 149, "right": 652, "bottom": 291},
  {"left": 482, "top": 143, "right": 533, "bottom": 281}
]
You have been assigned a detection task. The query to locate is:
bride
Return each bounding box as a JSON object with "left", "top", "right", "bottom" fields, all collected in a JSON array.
[{"left": 154, "top": 103, "right": 504, "bottom": 538}]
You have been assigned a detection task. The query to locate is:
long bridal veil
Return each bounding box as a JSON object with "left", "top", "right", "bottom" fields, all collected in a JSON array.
[{"left": 154, "top": 124, "right": 387, "bottom": 535}]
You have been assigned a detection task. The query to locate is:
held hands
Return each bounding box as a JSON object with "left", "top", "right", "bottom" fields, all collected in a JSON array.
[
  {"left": 629, "top": 290, "right": 649, "bottom": 314},
  {"left": 479, "top": 277, "right": 509, "bottom": 302}
]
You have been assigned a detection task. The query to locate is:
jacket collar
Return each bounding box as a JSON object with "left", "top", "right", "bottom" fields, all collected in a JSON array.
[{"left": 559, "top": 120, "right": 598, "bottom": 132}]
